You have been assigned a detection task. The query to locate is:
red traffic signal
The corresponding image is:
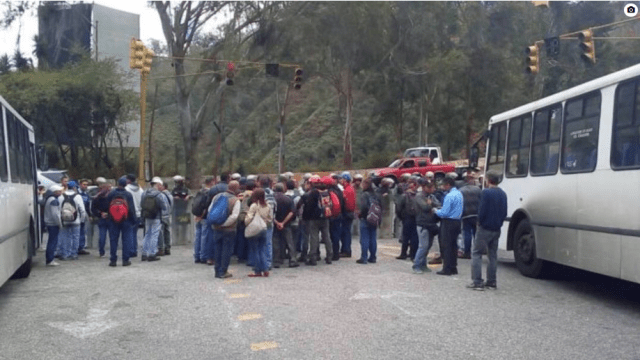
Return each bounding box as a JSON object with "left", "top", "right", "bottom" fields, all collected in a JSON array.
[{"left": 293, "top": 68, "right": 303, "bottom": 89}]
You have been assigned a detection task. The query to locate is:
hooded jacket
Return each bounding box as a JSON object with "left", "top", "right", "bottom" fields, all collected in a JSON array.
[
  {"left": 125, "top": 183, "right": 143, "bottom": 218},
  {"left": 61, "top": 190, "right": 87, "bottom": 225},
  {"left": 141, "top": 187, "right": 169, "bottom": 220},
  {"left": 44, "top": 194, "right": 63, "bottom": 228}
]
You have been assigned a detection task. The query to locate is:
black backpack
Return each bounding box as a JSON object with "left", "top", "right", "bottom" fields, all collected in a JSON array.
[
  {"left": 192, "top": 189, "right": 210, "bottom": 217},
  {"left": 141, "top": 194, "right": 160, "bottom": 219}
]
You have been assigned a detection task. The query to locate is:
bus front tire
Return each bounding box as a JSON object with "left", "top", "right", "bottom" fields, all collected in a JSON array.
[{"left": 513, "top": 219, "right": 547, "bottom": 278}]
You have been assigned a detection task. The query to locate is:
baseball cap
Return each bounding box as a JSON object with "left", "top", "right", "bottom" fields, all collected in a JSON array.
[{"left": 151, "top": 176, "right": 164, "bottom": 185}]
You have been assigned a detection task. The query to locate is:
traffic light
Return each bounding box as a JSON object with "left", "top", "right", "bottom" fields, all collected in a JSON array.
[
  {"left": 129, "top": 38, "right": 145, "bottom": 70},
  {"left": 142, "top": 47, "right": 154, "bottom": 75},
  {"left": 293, "top": 68, "right": 303, "bottom": 89},
  {"left": 525, "top": 45, "right": 539, "bottom": 75},
  {"left": 579, "top": 29, "right": 596, "bottom": 64},
  {"left": 226, "top": 62, "right": 235, "bottom": 85}
]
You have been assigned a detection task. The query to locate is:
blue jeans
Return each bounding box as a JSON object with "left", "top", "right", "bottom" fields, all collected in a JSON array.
[
  {"left": 463, "top": 217, "right": 477, "bottom": 255},
  {"left": 129, "top": 219, "right": 140, "bottom": 257},
  {"left": 204, "top": 224, "right": 215, "bottom": 261},
  {"left": 60, "top": 225, "right": 80, "bottom": 259},
  {"left": 213, "top": 230, "right": 236, "bottom": 277},
  {"left": 108, "top": 221, "right": 133, "bottom": 263},
  {"left": 143, "top": 218, "right": 162, "bottom": 256},
  {"left": 97, "top": 219, "right": 109, "bottom": 256},
  {"left": 330, "top": 217, "right": 342, "bottom": 257},
  {"left": 46, "top": 226, "right": 60, "bottom": 264},
  {"left": 340, "top": 214, "right": 354, "bottom": 255},
  {"left": 266, "top": 226, "right": 274, "bottom": 269},
  {"left": 194, "top": 220, "right": 209, "bottom": 261},
  {"left": 413, "top": 225, "right": 437, "bottom": 270},
  {"left": 471, "top": 226, "right": 500, "bottom": 286},
  {"left": 297, "top": 220, "right": 308, "bottom": 257},
  {"left": 248, "top": 230, "right": 268, "bottom": 273},
  {"left": 359, "top": 219, "right": 377, "bottom": 263}
]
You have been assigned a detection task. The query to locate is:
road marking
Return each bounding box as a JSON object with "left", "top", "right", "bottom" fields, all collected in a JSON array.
[
  {"left": 381, "top": 252, "right": 397, "bottom": 257},
  {"left": 47, "top": 300, "right": 119, "bottom": 339},
  {"left": 238, "top": 313, "right": 263, "bottom": 321},
  {"left": 224, "top": 279, "right": 241, "bottom": 284},
  {"left": 379, "top": 245, "right": 401, "bottom": 250},
  {"left": 250, "top": 341, "right": 278, "bottom": 351},
  {"left": 228, "top": 293, "right": 250, "bottom": 299},
  {"left": 349, "top": 291, "right": 433, "bottom": 317}
]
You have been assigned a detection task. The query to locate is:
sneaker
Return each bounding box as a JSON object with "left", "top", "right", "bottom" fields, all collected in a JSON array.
[
  {"left": 356, "top": 259, "right": 367, "bottom": 264},
  {"left": 331, "top": 255, "right": 340, "bottom": 261},
  {"left": 396, "top": 255, "right": 408, "bottom": 260},
  {"left": 339, "top": 252, "right": 351, "bottom": 258},
  {"left": 466, "top": 283, "right": 485, "bottom": 291},
  {"left": 325, "top": 258, "right": 332, "bottom": 265},
  {"left": 289, "top": 263, "right": 300, "bottom": 268},
  {"left": 194, "top": 259, "right": 202, "bottom": 264},
  {"left": 248, "top": 273, "right": 263, "bottom": 277},
  {"left": 428, "top": 256, "right": 442, "bottom": 265},
  {"left": 122, "top": 260, "right": 132, "bottom": 267},
  {"left": 484, "top": 282, "right": 497, "bottom": 290},
  {"left": 420, "top": 266, "right": 432, "bottom": 273},
  {"left": 263, "top": 271, "right": 269, "bottom": 277},
  {"left": 306, "top": 260, "right": 317, "bottom": 266},
  {"left": 46, "top": 261, "right": 60, "bottom": 266},
  {"left": 108, "top": 262, "right": 117, "bottom": 267},
  {"left": 147, "top": 256, "right": 161, "bottom": 262},
  {"left": 141, "top": 255, "right": 148, "bottom": 261},
  {"left": 78, "top": 249, "right": 90, "bottom": 255},
  {"left": 164, "top": 249, "right": 171, "bottom": 256},
  {"left": 368, "top": 259, "right": 377, "bottom": 263},
  {"left": 412, "top": 268, "right": 423, "bottom": 274},
  {"left": 206, "top": 259, "right": 214, "bottom": 266},
  {"left": 221, "top": 272, "right": 232, "bottom": 279},
  {"left": 458, "top": 252, "right": 471, "bottom": 259},
  {"left": 156, "top": 249, "right": 165, "bottom": 257},
  {"left": 99, "top": 253, "right": 105, "bottom": 258}
]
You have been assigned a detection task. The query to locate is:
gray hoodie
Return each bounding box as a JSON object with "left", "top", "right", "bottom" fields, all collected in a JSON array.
[
  {"left": 61, "top": 190, "right": 87, "bottom": 225},
  {"left": 44, "top": 194, "right": 63, "bottom": 228},
  {"left": 141, "top": 187, "right": 169, "bottom": 220},
  {"left": 126, "top": 183, "right": 143, "bottom": 218}
]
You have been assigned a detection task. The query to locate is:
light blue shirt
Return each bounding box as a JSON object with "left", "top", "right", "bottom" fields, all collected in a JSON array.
[{"left": 436, "top": 187, "right": 463, "bottom": 220}]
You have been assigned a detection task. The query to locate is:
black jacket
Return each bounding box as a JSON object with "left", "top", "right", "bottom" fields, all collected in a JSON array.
[
  {"left": 358, "top": 189, "right": 380, "bottom": 220},
  {"left": 460, "top": 183, "right": 482, "bottom": 218},
  {"left": 415, "top": 192, "right": 441, "bottom": 230}
]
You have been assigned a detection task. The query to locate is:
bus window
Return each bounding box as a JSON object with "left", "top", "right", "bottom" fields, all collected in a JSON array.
[
  {"left": 612, "top": 79, "right": 640, "bottom": 169},
  {"left": 531, "top": 105, "right": 562, "bottom": 175},
  {"left": 561, "top": 92, "right": 601, "bottom": 173},
  {"left": 21, "top": 126, "right": 29, "bottom": 183},
  {"left": 488, "top": 122, "right": 507, "bottom": 176},
  {"left": 506, "top": 115, "right": 532, "bottom": 177},
  {"left": 6, "top": 112, "right": 18, "bottom": 183},
  {"left": 0, "top": 107, "right": 7, "bottom": 182}
]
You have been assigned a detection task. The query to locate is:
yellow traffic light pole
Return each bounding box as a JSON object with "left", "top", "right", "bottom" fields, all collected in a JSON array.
[{"left": 129, "top": 38, "right": 153, "bottom": 187}]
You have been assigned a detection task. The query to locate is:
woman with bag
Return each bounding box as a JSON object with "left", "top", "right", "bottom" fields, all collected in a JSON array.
[{"left": 244, "top": 188, "right": 273, "bottom": 277}]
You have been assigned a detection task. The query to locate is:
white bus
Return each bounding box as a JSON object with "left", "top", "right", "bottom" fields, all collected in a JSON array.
[
  {"left": 474, "top": 63, "right": 640, "bottom": 284},
  {"left": 0, "top": 95, "right": 40, "bottom": 287}
]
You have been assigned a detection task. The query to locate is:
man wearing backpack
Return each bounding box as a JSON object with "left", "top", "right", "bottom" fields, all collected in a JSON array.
[
  {"left": 141, "top": 177, "right": 169, "bottom": 262},
  {"left": 356, "top": 177, "right": 381, "bottom": 264},
  {"left": 77, "top": 179, "right": 92, "bottom": 255},
  {"left": 396, "top": 178, "right": 420, "bottom": 261},
  {"left": 305, "top": 177, "right": 333, "bottom": 265},
  {"left": 210, "top": 180, "right": 241, "bottom": 279},
  {"left": 157, "top": 183, "right": 174, "bottom": 256},
  {"left": 59, "top": 181, "right": 87, "bottom": 260},
  {"left": 339, "top": 172, "right": 356, "bottom": 258},
  {"left": 106, "top": 177, "right": 138, "bottom": 267},
  {"left": 206, "top": 172, "right": 230, "bottom": 265},
  {"left": 91, "top": 179, "right": 112, "bottom": 257},
  {"left": 193, "top": 177, "right": 215, "bottom": 264},
  {"left": 44, "top": 184, "right": 64, "bottom": 266}
]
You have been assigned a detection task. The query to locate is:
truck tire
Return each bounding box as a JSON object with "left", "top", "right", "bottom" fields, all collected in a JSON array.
[{"left": 513, "top": 219, "right": 547, "bottom": 278}]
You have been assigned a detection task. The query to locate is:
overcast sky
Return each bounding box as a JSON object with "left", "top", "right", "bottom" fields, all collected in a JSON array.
[{"left": 1, "top": 1, "right": 171, "bottom": 59}]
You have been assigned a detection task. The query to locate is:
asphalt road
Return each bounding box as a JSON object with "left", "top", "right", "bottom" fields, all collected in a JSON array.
[{"left": 1, "top": 237, "right": 640, "bottom": 360}]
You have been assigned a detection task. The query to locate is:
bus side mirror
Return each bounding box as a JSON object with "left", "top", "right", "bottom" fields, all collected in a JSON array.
[{"left": 470, "top": 146, "right": 479, "bottom": 169}]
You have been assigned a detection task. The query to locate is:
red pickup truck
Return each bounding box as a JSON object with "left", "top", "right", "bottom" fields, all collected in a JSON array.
[{"left": 373, "top": 157, "right": 455, "bottom": 182}]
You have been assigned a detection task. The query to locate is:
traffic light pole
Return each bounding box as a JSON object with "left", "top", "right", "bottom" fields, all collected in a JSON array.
[{"left": 138, "top": 72, "right": 148, "bottom": 188}]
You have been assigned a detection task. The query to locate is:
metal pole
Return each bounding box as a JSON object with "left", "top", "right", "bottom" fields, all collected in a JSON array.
[
  {"left": 138, "top": 72, "right": 147, "bottom": 188},
  {"left": 95, "top": 20, "right": 98, "bottom": 61}
]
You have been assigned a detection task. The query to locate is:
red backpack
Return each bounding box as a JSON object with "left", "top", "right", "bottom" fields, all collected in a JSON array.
[
  {"left": 109, "top": 194, "right": 129, "bottom": 223},
  {"left": 329, "top": 191, "right": 341, "bottom": 218}
]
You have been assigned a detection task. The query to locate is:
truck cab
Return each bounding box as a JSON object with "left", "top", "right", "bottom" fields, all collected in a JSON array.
[{"left": 403, "top": 146, "right": 443, "bottom": 164}]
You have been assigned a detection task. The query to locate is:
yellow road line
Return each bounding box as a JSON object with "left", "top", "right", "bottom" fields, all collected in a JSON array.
[
  {"left": 238, "top": 313, "right": 263, "bottom": 321},
  {"left": 224, "top": 279, "right": 241, "bottom": 284},
  {"left": 228, "top": 293, "right": 250, "bottom": 299},
  {"left": 250, "top": 341, "right": 278, "bottom": 351}
]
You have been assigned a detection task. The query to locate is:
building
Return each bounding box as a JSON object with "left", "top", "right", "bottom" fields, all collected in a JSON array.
[{"left": 37, "top": 2, "right": 140, "bottom": 148}]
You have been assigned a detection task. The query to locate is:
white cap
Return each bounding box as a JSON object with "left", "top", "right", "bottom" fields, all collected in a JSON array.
[
  {"left": 50, "top": 184, "right": 64, "bottom": 192},
  {"left": 382, "top": 177, "right": 395, "bottom": 185},
  {"left": 231, "top": 173, "right": 241, "bottom": 180},
  {"left": 303, "top": 173, "right": 312, "bottom": 180},
  {"left": 95, "top": 177, "right": 107, "bottom": 184},
  {"left": 151, "top": 176, "right": 164, "bottom": 185},
  {"left": 284, "top": 172, "right": 294, "bottom": 178},
  {"left": 247, "top": 174, "right": 257, "bottom": 181},
  {"left": 447, "top": 172, "right": 458, "bottom": 179},
  {"left": 353, "top": 173, "right": 363, "bottom": 180},
  {"left": 401, "top": 173, "right": 411, "bottom": 179},
  {"left": 425, "top": 171, "right": 434, "bottom": 178},
  {"left": 173, "top": 175, "right": 184, "bottom": 181}
]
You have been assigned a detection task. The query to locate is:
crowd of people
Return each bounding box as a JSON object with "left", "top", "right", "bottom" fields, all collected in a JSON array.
[{"left": 39, "top": 168, "right": 507, "bottom": 290}]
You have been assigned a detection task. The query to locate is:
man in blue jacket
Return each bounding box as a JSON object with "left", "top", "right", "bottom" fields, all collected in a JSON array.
[
  {"left": 106, "top": 176, "right": 138, "bottom": 267},
  {"left": 467, "top": 170, "right": 508, "bottom": 290},
  {"left": 434, "top": 177, "right": 463, "bottom": 276}
]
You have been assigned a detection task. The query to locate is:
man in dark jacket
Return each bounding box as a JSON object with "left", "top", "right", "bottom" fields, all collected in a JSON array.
[
  {"left": 299, "top": 176, "right": 332, "bottom": 265},
  {"left": 328, "top": 176, "right": 345, "bottom": 261},
  {"left": 204, "top": 172, "right": 230, "bottom": 265},
  {"left": 396, "top": 177, "right": 419, "bottom": 261},
  {"left": 356, "top": 177, "right": 381, "bottom": 265},
  {"left": 106, "top": 176, "right": 138, "bottom": 267},
  {"left": 412, "top": 179, "right": 441, "bottom": 273},
  {"left": 91, "top": 180, "right": 112, "bottom": 257},
  {"left": 467, "top": 170, "right": 507, "bottom": 291},
  {"left": 273, "top": 183, "right": 298, "bottom": 268},
  {"left": 459, "top": 172, "right": 482, "bottom": 259}
]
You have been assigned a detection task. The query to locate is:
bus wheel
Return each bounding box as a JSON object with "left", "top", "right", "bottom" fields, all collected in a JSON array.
[
  {"left": 513, "top": 219, "right": 546, "bottom": 278},
  {"left": 10, "top": 225, "right": 34, "bottom": 280}
]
